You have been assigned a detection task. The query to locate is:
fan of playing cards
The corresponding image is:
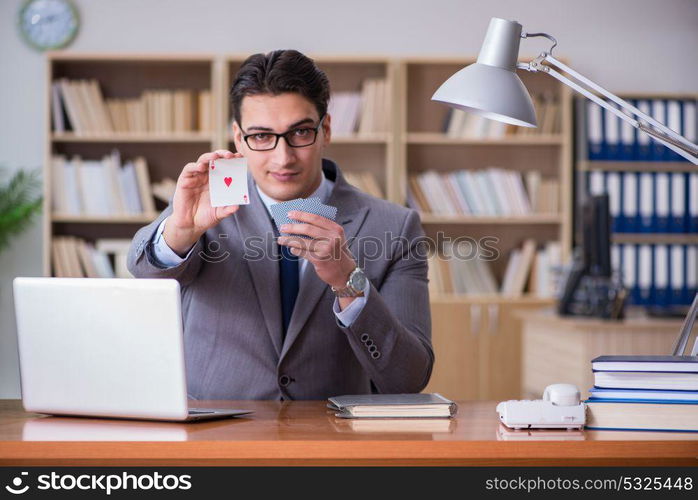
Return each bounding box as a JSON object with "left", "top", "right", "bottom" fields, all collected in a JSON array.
[
  {"left": 270, "top": 198, "right": 338, "bottom": 239},
  {"left": 209, "top": 157, "right": 337, "bottom": 238}
]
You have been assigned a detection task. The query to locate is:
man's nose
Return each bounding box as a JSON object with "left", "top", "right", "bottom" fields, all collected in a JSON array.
[{"left": 270, "top": 137, "right": 296, "bottom": 167}]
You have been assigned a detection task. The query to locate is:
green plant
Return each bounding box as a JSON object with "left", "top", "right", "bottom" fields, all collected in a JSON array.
[{"left": 0, "top": 168, "right": 43, "bottom": 255}]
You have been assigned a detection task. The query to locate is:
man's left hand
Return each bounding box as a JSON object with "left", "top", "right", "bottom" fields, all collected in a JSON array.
[{"left": 277, "top": 210, "right": 356, "bottom": 289}]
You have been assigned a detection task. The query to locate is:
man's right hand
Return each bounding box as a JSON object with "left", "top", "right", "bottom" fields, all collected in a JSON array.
[{"left": 163, "top": 150, "right": 243, "bottom": 256}]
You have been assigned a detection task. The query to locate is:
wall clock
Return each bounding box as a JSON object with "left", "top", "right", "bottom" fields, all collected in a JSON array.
[{"left": 19, "top": 0, "right": 79, "bottom": 51}]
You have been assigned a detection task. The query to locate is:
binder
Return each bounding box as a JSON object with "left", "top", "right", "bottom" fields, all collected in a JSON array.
[
  {"left": 622, "top": 172, "right": 638, "bottom": 233},
  {"left": 622, "top": 244, "right": 639, "bottom": 305},
  {"left": 638, "top": 172, "right": 654, "bottom": 233},
  {"left": 635, "top": 100, "right": 652, "bottom": 161},
  {"left": 687, "top": 246, "right": 698, "bottom": 304},
  {"left": 670, "top": 245, "right": 684, "bottom": 306},
  {"left": 683, "top": 100, "right": 697, "bottom": 164},
  {"left": 607, "top": 172, "right": 622, "bottom": 232},
  {"left": 604, "top": 102, "right": 621, "bottom": 161},
  {"left": 654, "top": 172, "right": 670, "bottom": 233},
  {"left": 637, "top": 244, "right": 652, "bottom": 305},
  {"left": 667, "top": 100, "right": 683, "bottom": 162},
  {"left": 670, "top": 172, "right": 687, "bottom": 233},
  {"left": 650, "top": 99, "right": 666, "bottom": 161},
  {"left": 689, "top": 172, "right": 698, "bottom": 233},
  {"left": 588, "top": 170, "right": 605, "bottom": 196},
  {"left": 587, "top": 101, "right": 604, "bottom": 160},
  {"left": 653, "top": 244, "right": 669, "bottom": 307},
  {"left": 619, "top": 104, "right": 637, "bottom": 161}
]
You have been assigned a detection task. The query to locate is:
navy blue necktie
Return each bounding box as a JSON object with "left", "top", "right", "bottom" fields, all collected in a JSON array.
[{"left": 279, "top": 244, "right": 299, "bottom": 339}]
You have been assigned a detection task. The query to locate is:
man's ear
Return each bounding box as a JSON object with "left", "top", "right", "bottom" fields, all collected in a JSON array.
[
  {"left": 322, "top": 113, "right": 332, "bottom": 146},
  {"left": 231, "top": 120, "right": 244, "bottom": 154}
]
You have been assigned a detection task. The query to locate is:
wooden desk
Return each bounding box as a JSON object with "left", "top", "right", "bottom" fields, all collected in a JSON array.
[{"left": 1, "top": 400, "right": 696, "bottom": 466}]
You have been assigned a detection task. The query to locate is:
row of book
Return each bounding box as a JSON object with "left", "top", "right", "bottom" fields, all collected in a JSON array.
[
  {"left": 51, "top": 78, "right": 214, "bottom": 135},
  {"left": 584, "top": 98, "right": 697, "bottom": 162},
  {"left": 408, "top": 169, "right": 559, "bottom": 216},
  {"left": 342, "top": 171, "right": 383, "bottom": 199},
  {"left": 427, "top": 239, "right": 561, "bottom": 297},
  {"left": 612, "top": 243, "right": 698, "bottom": 307},
  {"left": 443, "top": 93, "right": 561, "bottom": 138},
  {"left": 51, "top": 152, "right": 157, "bottom": 217},
  {"left": 52, "top": 236, "right": 133, "bottom": 278},
  {"left": 587, "top": 170, "right": 698, "bottom": 234},
  {"left": 586, "top": 355, "right": 697, "bottom": 432}
]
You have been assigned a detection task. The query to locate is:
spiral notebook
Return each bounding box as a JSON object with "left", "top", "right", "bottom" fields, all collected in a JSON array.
[{"left": 327, "top": 393, "right": 457, "bottom": 419}]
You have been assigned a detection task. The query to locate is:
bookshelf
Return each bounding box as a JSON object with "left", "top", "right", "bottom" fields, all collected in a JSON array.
[
  {"left": 43, "top": 53, "right": 574, "bottom": 401},
  {"left": 44, "top": 53, "right": 222, "bottom": 277},
  {"left": 397, "top": 57, "right": 573, "bottom": 401}
]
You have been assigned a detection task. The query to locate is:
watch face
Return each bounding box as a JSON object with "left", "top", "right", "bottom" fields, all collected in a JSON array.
[
  {"left": 349, "top": 268, "right": 367, "bottom": 290},
  {"left": 19, "top": 0, "right": 79, "bottom": 51}
]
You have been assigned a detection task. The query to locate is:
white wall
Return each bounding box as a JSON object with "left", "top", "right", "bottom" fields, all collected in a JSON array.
[{"left": 1, "top": 0, "right": 696, "bottom": 397}]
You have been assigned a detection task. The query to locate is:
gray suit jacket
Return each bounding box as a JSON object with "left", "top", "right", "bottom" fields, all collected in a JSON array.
[{"left": 126, "top": 159, "right": 433, "bottom": 400}]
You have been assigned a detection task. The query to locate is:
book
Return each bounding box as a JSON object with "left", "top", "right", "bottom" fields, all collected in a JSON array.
[
  {"left": 589, "top": 387, "right": 698, "bottom": 402},
  {"left": 585, "top": 400, "right": 698, "bottom": 432},
  {"left": 327, "top": 393, "right": 457, "bottom": 419},
  {"left": 592, "top": 355, "right": 698, "bottom": 373},
  {"left": 593, "top": 371, "right": 698, "bottom": 391}
]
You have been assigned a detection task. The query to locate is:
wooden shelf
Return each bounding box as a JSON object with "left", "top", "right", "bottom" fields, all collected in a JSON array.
[
  {"left": 419, "top": 213, "right": 563, "bottom": 224},
  {"left": 406, "top": 133, "right": 564, "bottom": 145},
  {"left": 579, "top": 160, "right": 695, "bottom": 173},
  {"left": 430, "top": 294, "right": 555, "bottom": 305},
  {"left": 52, "top": 133, "right": 213, "bottom": 143},
  {"left": 52, "top": 214, "right": 159, "bottom": 223},
  {"left": 612, "top": 233, "right": 698, "bottom": 245}
]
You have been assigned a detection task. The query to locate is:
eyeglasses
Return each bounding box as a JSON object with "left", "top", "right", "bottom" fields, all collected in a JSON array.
[{"left": 241, "top": 115, "right": 326, "bottom": 152}]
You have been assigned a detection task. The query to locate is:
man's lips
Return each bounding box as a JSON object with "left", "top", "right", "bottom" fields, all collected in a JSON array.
[{"left": 270, "top": 171, "right": 299, "bottom": 181}]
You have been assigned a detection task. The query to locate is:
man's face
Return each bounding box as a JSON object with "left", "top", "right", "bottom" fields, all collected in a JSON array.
[{"left": 232, "top": 92, "right": 331, "bottom": 202}]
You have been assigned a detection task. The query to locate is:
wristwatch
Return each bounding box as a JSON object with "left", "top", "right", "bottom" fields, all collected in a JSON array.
[{"left": 331, "top": 267, "right": 367, "bottom": 297}]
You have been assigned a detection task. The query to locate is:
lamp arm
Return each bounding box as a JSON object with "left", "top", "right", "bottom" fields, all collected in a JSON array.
[{"left": 518, "top": 53, "right": 698, "bottom": 164}]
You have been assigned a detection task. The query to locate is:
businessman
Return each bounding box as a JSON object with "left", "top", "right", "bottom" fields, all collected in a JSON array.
[{"left": 127, "top": 50, "right": 433, "bottom": 400}]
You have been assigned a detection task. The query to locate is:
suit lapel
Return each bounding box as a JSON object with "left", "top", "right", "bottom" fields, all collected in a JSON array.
[
  {"left": 279, "top": 161, "right": 370, "bottom": 362},
  {"left": 234, "top": 176, "right": 283, "bottom": 356}
]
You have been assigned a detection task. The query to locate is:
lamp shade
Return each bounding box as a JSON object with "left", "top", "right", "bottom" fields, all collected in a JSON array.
[{"left": 431, "top": 18, "right": 538, "bottom": 128}]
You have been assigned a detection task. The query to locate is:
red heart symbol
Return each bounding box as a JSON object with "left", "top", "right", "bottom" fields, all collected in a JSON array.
[
  {"left": 211, "top": 165, "right": 215, "bottom": 170},
  {"left": 224, "top": 177, "right": 232, "bottom": 187}
]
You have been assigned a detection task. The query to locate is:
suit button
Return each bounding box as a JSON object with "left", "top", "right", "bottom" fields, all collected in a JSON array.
[
  {"left": 360, "top": 333, "right": 370, "bottom": 343},
  {"left": 368, "top": 345, "right": 377, "bottom": 353},
  {"left": 371, "top": 351, "right": 381, "bottom": 359},
  {"left": 365, "top": 339, "right": 374, "bottom": 347},
  {"left": 279, "top": 375, "right": 292, "bottom": 387}
]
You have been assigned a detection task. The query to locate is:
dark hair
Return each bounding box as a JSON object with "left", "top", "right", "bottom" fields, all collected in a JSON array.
[{"left": 230, "top": 50, "right": 330, "bottom": 127}]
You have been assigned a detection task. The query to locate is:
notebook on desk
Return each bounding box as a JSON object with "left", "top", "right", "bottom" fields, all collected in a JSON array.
[{"left": 327, "top": 393, "right": 457, "bottom": 419}]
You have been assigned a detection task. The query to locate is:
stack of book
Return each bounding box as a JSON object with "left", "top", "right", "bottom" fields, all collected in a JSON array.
[
  {"left": 52, "top": 236, "right": 133, "bottom": 279},
  {"left": 52, "top": 78, "right": 213, "bottom": 135},
  {"left": 586, "top": 355, "right": 698, "bottom": 432},
  {"left": 407, "top": 168, "right": 559, "bottom": 216},
  {"left": 326, "top": 79, "right": 390, "bottom": 135},
  {"left": 427, "top": 239, "right": 562, "bottom": 297},
  {"left": 51, "top": 152, "right": 157, "bottom": 218},
  {"left": 443, "top": 92, "right": 560, "bottom": 138}
]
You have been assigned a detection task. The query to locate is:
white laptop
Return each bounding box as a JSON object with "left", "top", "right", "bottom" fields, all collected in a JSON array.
[{"left": 13, "top": 277, "right": 252, "bottom": 422}]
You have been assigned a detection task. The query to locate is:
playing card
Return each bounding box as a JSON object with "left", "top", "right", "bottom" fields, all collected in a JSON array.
[
  {"left": 208, "top": 157, "right": 250, "bottom": 207},
  {"left": 270, "top": 197, "right": 338, "bottom": 239}
]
